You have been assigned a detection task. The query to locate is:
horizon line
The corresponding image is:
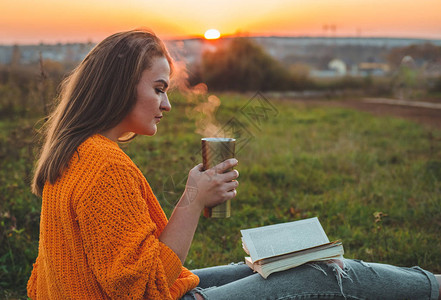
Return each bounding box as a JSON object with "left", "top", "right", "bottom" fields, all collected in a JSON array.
[{"left": 2, "top": 34, "right": 441, "bottom": 46}]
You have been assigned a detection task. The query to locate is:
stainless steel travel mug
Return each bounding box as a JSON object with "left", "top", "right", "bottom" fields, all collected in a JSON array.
[{"left": 201, "top": 137, "right": 236, "bottom": 218}]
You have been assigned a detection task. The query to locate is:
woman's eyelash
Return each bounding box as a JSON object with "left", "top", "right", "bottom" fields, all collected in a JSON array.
[{"left": 155, "top": 88, "right": 165, "bottom": 94}]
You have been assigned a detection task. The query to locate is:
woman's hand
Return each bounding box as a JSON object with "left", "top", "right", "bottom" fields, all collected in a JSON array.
[
  {"left": 160, "top": 158, "right": 239, "bottom": 263},
  {"left": 181, "top": 158, "right": 239, "bottom": 211}
]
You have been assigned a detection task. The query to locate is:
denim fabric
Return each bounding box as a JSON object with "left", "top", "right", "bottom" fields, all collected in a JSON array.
[{"left": 181, "top": 259, "right": 439, "bottom": 300}]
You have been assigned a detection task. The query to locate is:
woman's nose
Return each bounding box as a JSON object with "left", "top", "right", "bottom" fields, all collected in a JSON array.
[{"left": 160, "top": 94, "right": 171, "bottom": 112}]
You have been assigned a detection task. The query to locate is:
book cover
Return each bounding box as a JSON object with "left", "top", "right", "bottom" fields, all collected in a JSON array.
[{"left": 241, "top": 217, "right": 344, "bottom": 278}]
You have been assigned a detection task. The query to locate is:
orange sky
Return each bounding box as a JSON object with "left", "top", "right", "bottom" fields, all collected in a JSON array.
[{"left": 1, "top": 0, "right": 441, "bottom": 44}]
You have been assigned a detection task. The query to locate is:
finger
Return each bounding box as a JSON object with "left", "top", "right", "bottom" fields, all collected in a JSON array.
[
  {"left": 221, "top": 170, "right": 239, "bottom": 182},
  {"left": 213, "top": 158, "right": 238, "bottom": 174},
  {"left": 225, "top": 180, "right": 239, "bottom": 191},
  {"left": 222, "top": 189, "right": 237, "bottom": 200}
]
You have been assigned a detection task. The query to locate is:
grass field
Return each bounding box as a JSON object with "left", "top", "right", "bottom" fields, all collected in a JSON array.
[{"left": 1, "top": 91, "right": 440, "bottom": 298}]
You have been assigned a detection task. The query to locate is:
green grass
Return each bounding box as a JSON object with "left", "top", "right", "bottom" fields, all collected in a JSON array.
[{"left": 1, "top": 91, "right": 440, "bottom": 298}]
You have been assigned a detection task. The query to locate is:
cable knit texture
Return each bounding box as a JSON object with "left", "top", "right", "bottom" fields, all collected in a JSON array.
[{"left": 27, "top": 134, "right": 199, "bottom": 299}]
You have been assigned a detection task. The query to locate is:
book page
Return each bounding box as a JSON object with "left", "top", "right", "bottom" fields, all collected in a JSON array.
[{"left": 240, "top": 217, "right": 330, "bottom": 262}]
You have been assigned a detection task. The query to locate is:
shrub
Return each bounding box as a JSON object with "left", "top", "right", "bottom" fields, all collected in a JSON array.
[{"left": 201, "top": 38, "right": 308, "bottom": 91}]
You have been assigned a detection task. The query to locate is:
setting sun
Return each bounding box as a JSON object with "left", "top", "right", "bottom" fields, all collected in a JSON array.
[{"left": 204, "top": 29, "right": 221, "bottom": 40}]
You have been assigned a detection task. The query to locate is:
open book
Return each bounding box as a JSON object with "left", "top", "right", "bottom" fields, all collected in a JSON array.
[{"left": 240, "top": 217, "right": 344, "bottom": 279}]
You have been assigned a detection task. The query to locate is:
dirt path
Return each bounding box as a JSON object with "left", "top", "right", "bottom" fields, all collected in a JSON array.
[{"left": 290, "top": 98, "right": 441, "bottom": 129}]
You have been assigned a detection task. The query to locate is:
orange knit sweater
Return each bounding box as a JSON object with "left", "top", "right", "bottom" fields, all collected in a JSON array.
[{"left": 27, "top": 134, "right": 199, "bottom": 299}]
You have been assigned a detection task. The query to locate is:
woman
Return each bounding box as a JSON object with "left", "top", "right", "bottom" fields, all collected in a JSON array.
[{"left": 28, "top": 29, "right": 440, "bottom": 299}]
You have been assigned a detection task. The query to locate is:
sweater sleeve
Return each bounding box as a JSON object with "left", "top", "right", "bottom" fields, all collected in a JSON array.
[
  {"left": 27, "top": 259, "right": 38, "bottom": 299},
  {"left": 75, "top": 162, "right": 182, "bottom": 299}
]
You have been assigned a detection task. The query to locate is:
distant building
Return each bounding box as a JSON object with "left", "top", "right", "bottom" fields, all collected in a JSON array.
[
  {"left": 328, "top": 59, "right": 347, "bottom": 75},
  {"left": 309, "top": 59, "right": 391, "bottom": 78},
  {"left": 309, "top": 69, "right": 340, "bottom": 78},
  {"left": 357, "top": 62, "right": 390, "bottom": 76},
  {"left": 309, "top": 59, "right": 347, "bottom": 78}
]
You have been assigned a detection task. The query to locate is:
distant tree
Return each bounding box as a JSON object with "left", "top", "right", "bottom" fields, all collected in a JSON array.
[
  {"left": 429, "top": 76, "right": 441, "bottom": 93},
  {"left": 41, "top": 59, "right": 66, "bottom": 78},
  {"left": 11, "top": 45, "right": 21, "bottom": 67},
  {"left": 386, "top": 43, "right": 441, "bottom": 99},
  {"left": 201, "top": 38, "right": 298, "bottom": 91},
  {"left": 387, "top": 43, "right": 441, "bottom": 69}
]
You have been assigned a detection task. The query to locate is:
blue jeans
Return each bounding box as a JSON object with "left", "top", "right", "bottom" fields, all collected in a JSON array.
[{"left": 181, "top": 259, "right": 439, "bottom": 299}]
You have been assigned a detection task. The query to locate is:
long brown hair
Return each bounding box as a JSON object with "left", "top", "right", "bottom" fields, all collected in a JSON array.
[{"left": 32, "top": 28, "right": 173, "bottom": 196}]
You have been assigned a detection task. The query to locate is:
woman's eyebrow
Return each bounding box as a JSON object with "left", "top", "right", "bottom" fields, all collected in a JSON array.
[{"left": 154, "top": 79, "right": 169, "bottom": 89}]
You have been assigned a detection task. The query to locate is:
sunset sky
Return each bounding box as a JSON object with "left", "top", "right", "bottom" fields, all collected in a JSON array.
[{"left": 1, "top": 0, "right": 441, "bottom": 44}]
